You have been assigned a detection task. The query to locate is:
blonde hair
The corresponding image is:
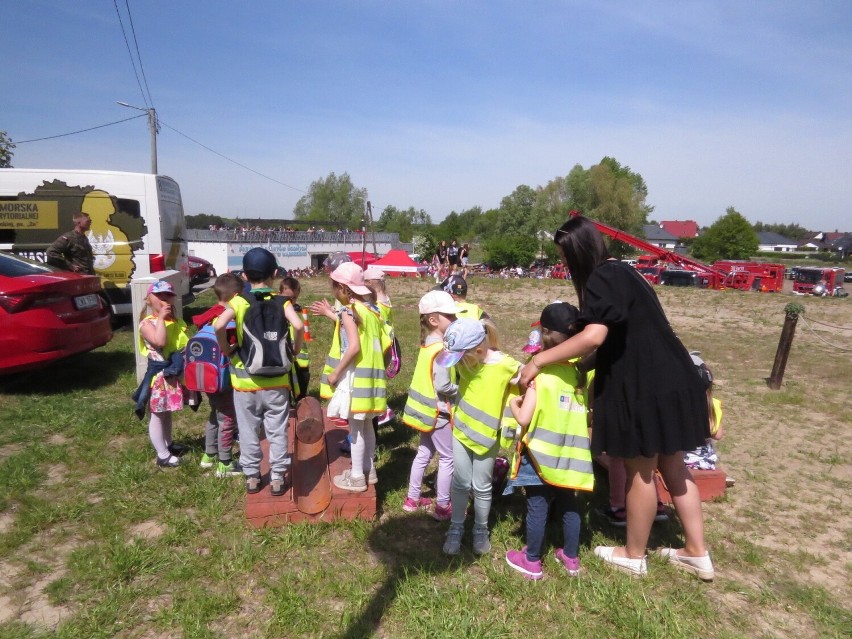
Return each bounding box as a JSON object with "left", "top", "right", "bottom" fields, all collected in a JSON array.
[
  {"left": 481, "top": 318, "right": 500, "bottom": 350},
  {"left": 419, "top": 314, "right": 433, "bottom": 345}
]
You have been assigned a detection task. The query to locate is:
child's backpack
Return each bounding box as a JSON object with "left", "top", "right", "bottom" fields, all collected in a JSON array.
[
  {"left": 379, "top": 320, "right": 401, "bottom": 379},
  {"left": 238, "top": 292, "right": 292, "bottom": 377},
  {"left": 185, "top": 322, "right": 233, "bottom": 394}
]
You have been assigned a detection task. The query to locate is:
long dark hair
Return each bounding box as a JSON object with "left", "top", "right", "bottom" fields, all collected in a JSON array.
[{"left": 554, "top": 216, "right": 610, "bottom": 308}]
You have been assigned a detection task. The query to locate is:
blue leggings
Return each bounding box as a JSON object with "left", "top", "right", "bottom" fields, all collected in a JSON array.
[{"left": 524, "top": 484, "right": 581, "bottom": 562}]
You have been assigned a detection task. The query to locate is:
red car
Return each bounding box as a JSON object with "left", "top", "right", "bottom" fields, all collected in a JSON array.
[
  {"left": 187, "top": 255, "right": 217, "bottom": 285},
  {"left": 0, "top": 251, "right": 113, "bottom": 375}
]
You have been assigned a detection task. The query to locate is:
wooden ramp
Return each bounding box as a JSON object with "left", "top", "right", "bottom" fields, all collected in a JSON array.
[{"left": 245, "top": 411, "right": 377, "bottom": 527}]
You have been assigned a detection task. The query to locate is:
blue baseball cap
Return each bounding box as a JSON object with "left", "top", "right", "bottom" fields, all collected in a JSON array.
[
  {"left": 242, "top": 247, "right": 278, "bottom": 279},
  {"left": 435, "top": 318, "right": 485, "bottom": 367}
]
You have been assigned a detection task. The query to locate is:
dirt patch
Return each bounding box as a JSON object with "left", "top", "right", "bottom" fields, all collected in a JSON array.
[
  {"left": 129, "top": 520, "right": 165, "bottom": 541},
  {"left": 0, "top": 510, "right": 15, "bottom": 534},
  {"left": 0, "top": 443, "right": 23, "bottom": 462},
  {"left": 47, "top": 433, "right": 71, "bottom": 446},
  {"left": 43, "top": 463, "right": 67, "bottom": 487}
]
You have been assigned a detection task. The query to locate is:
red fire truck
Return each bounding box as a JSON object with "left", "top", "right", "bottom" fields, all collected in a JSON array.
[
  {"left": 712, "top": 261, "right": 786, "bottom": 293},
  {"left": 793, "top": 267, "right": 848, "bottom": 297}
]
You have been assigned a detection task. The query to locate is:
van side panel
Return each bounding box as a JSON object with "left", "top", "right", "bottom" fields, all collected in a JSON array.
[{"left": 0, "top": 169, "right": 189, "bottom": 315}]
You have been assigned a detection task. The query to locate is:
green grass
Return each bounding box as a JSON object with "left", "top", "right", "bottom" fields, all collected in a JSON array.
[{"left": 0, "top": 276, "right": 850, "bottom": 638}]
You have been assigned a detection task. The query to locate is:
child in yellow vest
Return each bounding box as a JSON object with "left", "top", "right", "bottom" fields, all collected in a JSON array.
[
  {"left": 364, "top": 266, "right": 396, "bottom": 426},
  {"left": 436, "top": 318, "right": 521, "bottom": 555},
  {"left": 311, "top": 262, "right": 388, "bottom": 492},
  {"left": 505, "top": 302, "right": 594, "bottom": 579},
  {"left": 134, "top": 280, "right": 189, "bottom": 467},
  {"left": 215, "top": 248, "right": 304, "bottom": 497},
  {"left": 402, "top": 291, "right": 461, "bottom": 520},
  {"left": 279, "top": 276, "right": 310, "bottom": 400}
]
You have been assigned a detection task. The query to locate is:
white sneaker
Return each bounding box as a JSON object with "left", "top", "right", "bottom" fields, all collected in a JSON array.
[
  {"left": 658, "top": 548, "right": 715, "bottom": 581},
  {"left": 593, "top": 546, "right": 647, "bottom": 577}
]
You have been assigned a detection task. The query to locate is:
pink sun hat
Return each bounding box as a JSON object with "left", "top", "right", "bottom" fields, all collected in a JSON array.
[{"left": 330, "top": 262, "right": 372, "bottom": 296}]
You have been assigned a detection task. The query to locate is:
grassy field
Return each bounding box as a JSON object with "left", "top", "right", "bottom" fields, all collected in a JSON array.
[{"left": 0, "top": 275, "right": 850, "bottom": 638}]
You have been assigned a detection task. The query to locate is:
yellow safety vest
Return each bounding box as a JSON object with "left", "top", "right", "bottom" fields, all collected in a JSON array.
[
  {"left": 453, "top": 353, "right": 521, "bottom": 455},
  {"left": 455, "top": 301, "right": 483, "bottom": 319},
  {"left": 403, "top": 343, "right": 451, "bottom": 432},
  {"left": 320, "top": 301, "right": 387, "bottom": 415},
  {"left": 510, "top": 363, "right": 594, "bottom": 491},
  {"left": 228, "top": 291, "right": 292, "bottom": 392},
  {"left": 138, "top": 315, "right": 189, "bottom": 359},
  {"left": 377, "top": 300, "right": 394, "bottom": 327}
]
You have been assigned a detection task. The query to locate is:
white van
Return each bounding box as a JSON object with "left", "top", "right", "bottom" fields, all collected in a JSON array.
[{"left": 0, "top": 169, "right": 190, "bottom": 315}]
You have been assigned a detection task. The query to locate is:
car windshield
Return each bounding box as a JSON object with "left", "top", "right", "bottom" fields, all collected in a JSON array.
[
  {"left": 796, "top": 270, "right": 823, "bottom": 284},
  {"left": 0, "top": 251, "right": 55, "bottom": 277}
]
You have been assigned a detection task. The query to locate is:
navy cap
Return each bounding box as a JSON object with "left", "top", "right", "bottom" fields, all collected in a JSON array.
[
  {"left": 242, "top": 247, "right": 278, "bottom": 279},
  {"left": 540, "top": 302, "right": 580, "bottom": 332},
  {"left": 440, "top": 275, "right": 468, "bottom": 296}
]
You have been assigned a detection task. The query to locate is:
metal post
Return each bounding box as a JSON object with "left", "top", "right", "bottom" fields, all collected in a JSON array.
[
  {"left": 148, "top": 108, "right": 158, "bottom": 175},
  {"left": 768, "top": 302, "right": 804, "bottom": 390}
]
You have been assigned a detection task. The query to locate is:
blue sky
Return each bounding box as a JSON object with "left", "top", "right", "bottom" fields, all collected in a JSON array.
[{"left": 4, "top": 1, "right": 851, "bottom": 230}]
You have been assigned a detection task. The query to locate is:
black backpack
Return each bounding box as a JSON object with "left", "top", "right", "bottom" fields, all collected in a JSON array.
[{"left": 237, "top": 292, "right": 292, "bottom": 377}]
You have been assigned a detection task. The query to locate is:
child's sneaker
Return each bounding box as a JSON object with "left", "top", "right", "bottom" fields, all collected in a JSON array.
[
  {"left": 270, "top": 473, "right": 289, "bottom": 497},
  {"left": 339, "top": 433, "right": 352, "bottom": 456},
  {"left": 505, "top": 548, "right": 543, "bottom": 580},
  {"left": 432, "top": 502, "right": 452, "bottom": 521},
  {"left": 215, "top": 460, "right": 243, "bottom": 477},
  {"left": 167, "top": 442, "right": 189, "bottom": 457},
  {"left": 367, "top": 467, "right": 378, "bottom": 485},
  {"left": 377, "top": 408, "right": 395, "bottom": 425},
  {"left": 199, "top": 453, "right": 217, "bottom": 469},
  {"left": 245, "top": 474, "right": 262, "bottom": 494},
  {"left": 472, "top": 524, "right": 491, "bottom": 555},
  {"left": 443, "top": 523, "right": 464, "bottom": 555},
  {"left": 402, "top": 496, "right": 432, "bottom": 512},
  {"left": 333, "top": 469, "right": 367, "bottom": 493},
  {"left": 156, "top": 455, "right": 181, "bottom": 468},
  {"left": 554, "top": 548, "right": 581, "bottom": 576}
]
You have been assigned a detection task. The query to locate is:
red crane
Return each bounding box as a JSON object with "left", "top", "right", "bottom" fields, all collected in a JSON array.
[{"left": 567, "top": 211, "right": 727, "bottom": 289}]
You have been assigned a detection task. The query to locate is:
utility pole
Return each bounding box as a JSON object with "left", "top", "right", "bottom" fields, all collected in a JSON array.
[{"left": 117, "top": 101, "right": 158, "bottom": 174}]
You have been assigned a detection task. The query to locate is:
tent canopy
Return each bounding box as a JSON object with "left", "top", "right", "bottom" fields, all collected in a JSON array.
[
  {"left": 347, "top": 251, "right": 378, "bottom": 266},
  {"left": 372, "top": 249, "right": 428, "bottom": 275}
]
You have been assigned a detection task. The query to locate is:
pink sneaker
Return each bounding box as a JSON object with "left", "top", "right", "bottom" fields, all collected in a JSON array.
[
  {"left": 432, "top": 502, "right": 452, "bottom": 521},
  {"left": 505, "top": 548, "right": 543, "bottom": 580},
  {"left": 402, "top": 496, "right": 432, "bottom": 512},
  {"left": 555, "top": 548, "right": 581, "bottom": 576}
]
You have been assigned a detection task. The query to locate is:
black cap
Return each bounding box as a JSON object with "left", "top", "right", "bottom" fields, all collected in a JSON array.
[
  {"left": 540, "top": 302, "right": 580, "bottom": 332},
  {"left": 441, "top": 275, "right": 468, "bottom": 296},
  {"left": 242, "top": 247, "right": 278, "bottom": 279}
]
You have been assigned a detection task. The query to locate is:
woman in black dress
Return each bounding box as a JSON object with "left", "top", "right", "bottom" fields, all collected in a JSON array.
[{"left": 519, "top": 216, "right": 714, "bottom": 580}]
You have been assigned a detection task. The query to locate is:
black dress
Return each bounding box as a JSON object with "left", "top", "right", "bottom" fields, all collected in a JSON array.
[{"left": 580, "top": 260, "right": 709, "bottom": 458}]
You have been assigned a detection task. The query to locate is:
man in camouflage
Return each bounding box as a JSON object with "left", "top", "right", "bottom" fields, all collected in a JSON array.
[{"left": 46, "top": 212, "right": 95, "bottom": 274}]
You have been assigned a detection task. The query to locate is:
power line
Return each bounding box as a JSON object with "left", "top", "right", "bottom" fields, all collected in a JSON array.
[
  {"left": 113, "top": 0, "right": 149, "bottom": 108},
  {"left": 158, "top": 119, "right": 307, "bottom": 194},
  {"left": 124, "top": 0, "right": 154, "bottom": 107},
  {"left": 15, "top": 114, "right": 147, "bottom": 144}
]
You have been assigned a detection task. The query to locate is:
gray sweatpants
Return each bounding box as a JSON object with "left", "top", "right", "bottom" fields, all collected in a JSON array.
[
  {"left": 233, "top": 387, "right": 290, "bottom": 478},
  {"left": 450, "top": 436, "right": 498, "bottom": 527}
]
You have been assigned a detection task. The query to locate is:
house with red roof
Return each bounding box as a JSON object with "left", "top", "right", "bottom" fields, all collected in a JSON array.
[{"left": 660, "top": 220, "right": 699, "bottom": 239}]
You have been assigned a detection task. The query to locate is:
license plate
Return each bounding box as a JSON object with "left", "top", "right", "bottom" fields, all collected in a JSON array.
[{"left": 74, "top": 293, "right": 99, "bottom": 310}]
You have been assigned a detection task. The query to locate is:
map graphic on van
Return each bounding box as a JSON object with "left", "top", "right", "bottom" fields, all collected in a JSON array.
[{"left": 0, "top": 180, "right": 147, "bottom": 289}]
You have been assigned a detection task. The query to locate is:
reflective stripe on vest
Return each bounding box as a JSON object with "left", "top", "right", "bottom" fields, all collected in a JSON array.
[
  {"left": 403, "top": 343, "right": 444, "bottom": 432},
  {"left": 319, "top": 302, "right": 387, "bottom": 414},
  {"left": 228, "top": 293, "right": 290, "bottom": 391},
  {"left": 453, "top": 353, "right": 521, "bottom": 455},
  {"left": 512, "top": 363, "right": 594, "bottom": 491}
]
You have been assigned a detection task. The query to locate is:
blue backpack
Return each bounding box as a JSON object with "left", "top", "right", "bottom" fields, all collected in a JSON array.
[{"left": 184, "top": 321, "right": 234, "bottom": 394}]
